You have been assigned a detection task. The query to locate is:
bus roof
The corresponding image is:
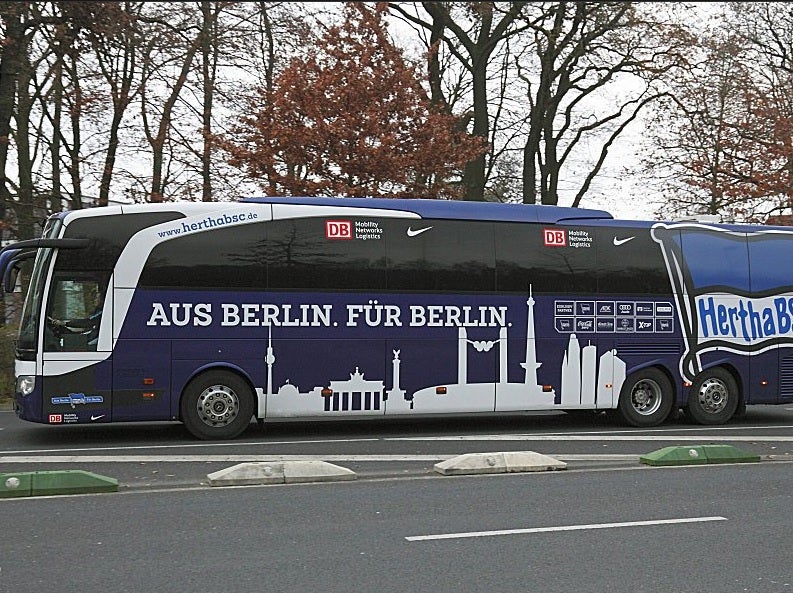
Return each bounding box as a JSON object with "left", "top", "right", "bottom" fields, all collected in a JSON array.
[
  {"left": 239, "top": 196, "right": 615, "bottom": 224},
  {"left": 51, "top": 197, "right": 793, "bottom": 232}
]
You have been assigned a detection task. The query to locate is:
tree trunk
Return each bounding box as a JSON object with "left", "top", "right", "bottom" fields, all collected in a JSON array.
[
  {"left": 149, "top": 36, "right": 200, "bottom": 202},
  {"left": 15, "top": 49, "right": 37, "bottom": 240},
  {"left": 0, "top": 6, "right": 26, "bottom": 224},
  {"left": 201, "top": 1, "right": 214, "bottom": 202}
]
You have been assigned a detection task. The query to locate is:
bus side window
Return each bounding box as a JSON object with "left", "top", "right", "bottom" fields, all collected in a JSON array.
[
  {"left": 595, "top": 227, "right": 672, "bottom": 296},
  {"left": 267, "top": 218, "right": 387, "bottom": 291},
  {"left": 495, "top": 223, "right": 596, "bottom": 295},
  {"left": 140, "top": 223, "right": 267, "bottom": 289},
  {"left": 386, "top": 220, "right": 495, "bottom": 292}
]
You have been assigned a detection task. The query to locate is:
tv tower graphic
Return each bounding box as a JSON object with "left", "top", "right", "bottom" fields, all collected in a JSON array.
[
  {"left": 520, "top": 286, "right": 541, "bottom": 386},
  {"left": 265, "top": 325, "right": 275, "bottom": 398}
]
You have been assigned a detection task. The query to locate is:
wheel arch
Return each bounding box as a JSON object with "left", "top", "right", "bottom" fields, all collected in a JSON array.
[
  {"left": 178, "top": 362, "right": 257, "bottom": 419},
  {"left": 622, "top": 361, "right": 679, "bottom": 404}
]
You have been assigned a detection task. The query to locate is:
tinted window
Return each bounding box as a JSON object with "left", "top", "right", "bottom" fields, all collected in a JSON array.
[
  {"left": 679, "top": 227, "right": 748, "bottom": 293},
  {"left": 595, "top": 226, "right": 672, "bottom": 295},
  {"left": 749, "top": 233, "right": 793, "bottom": 294},
  {"left": 495, "top": 223, "right": 596, "bottom": 294},
  {"left": 267, "top": 217, "right": 386, "bottom": 291},
  {"left": 57, "top": 212, "right": 183, "bottom": 272},
  {"left": 140, "top": 222, "right": 267, "bottom": 289},
  {"left": 386, "top": 219, "right": 495, "bottom": 292}
]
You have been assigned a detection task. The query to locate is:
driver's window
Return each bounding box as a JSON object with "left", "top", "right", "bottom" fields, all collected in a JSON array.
[{"left": 45, "top": 273, "right": 109, "bottom": 352}]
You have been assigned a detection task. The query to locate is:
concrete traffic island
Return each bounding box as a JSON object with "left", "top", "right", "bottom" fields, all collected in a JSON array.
[
  {"left": 639, "top": 445, "right": 761, "bottom": 467},
  {"left": 0, "top": 470, "right": 119, "bottom": 498},
  {"left": 434, "top": 451, "right": 567, "bottom": 476},
  {"left": 206, "top": 461, "right": 357, "bottom": 487}
]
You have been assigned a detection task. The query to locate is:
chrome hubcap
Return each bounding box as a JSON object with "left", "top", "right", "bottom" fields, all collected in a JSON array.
[
  {"left": 196, "top": 384, "right": 239, "bottom": 427},
  {"left": 697, "top": 378, "right": 729, "bottom": 414},
  {"left": 631, "top": 378, "right": 663, "bottom": 416}
]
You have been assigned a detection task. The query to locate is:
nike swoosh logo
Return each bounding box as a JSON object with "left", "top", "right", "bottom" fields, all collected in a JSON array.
[
  {"left": 90, "top": 415, "right": 105, "bottom": 421},
  {"left": 406, "top": 226, "right": 433, "bottom": 237},
  {"left": 613, "top": 236, "right": 635, "bottom": 246}
]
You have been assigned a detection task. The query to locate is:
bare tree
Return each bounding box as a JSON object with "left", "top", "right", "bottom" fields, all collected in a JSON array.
[
  {"left": 191, "top": 1, "right": 306, "bottom": 202},
  {"left": 132, "top": 4, "right": 201, "bottom": 202},
  {"left": 515, "top": 2, "right": 690, "bottom": 206},
  {"left": 198, "top": 1, "right": 217, "bottom": 202},
  {"left": 388, "top": 1, "right": 528, "bottom": 201},
  {"left": 0, "top": 3, "right": 36, "bottom": 236},
  {"left": 129, "top": 2, "right": 312, "bottom": 203},
  {"left": 727, "top": 2, "right": 793, "bottom": 219},
  {"left": 79, "top": 1, "right": 143, "bottom": 207}
]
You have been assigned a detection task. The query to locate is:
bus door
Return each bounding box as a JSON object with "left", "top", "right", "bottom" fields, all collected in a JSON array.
[
  {"left": 109, "top": 286, "right": 172, "bottom": 422},
  {"left": 41, "top": 271, "right": 113, "bottom": 424}
]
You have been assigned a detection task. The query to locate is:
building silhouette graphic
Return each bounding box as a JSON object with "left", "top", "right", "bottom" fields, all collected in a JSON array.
[{"left": 258, "top": 289, "right": 627, "bottom": 416}]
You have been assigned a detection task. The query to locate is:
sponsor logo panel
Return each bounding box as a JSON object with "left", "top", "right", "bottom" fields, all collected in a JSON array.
[{"left": 554, "top": 299, "right": 675, "bottom": 334}]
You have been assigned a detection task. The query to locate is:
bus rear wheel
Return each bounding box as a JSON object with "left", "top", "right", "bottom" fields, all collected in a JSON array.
[
  {"left": 618, "top": 368, "right": 674, "bottom": 427},
  {"left": 181, "top": 370, "right": 255, "bottom": 440},
  {"left": 686, "top": 367, "right": 739, "bottom": 425}
]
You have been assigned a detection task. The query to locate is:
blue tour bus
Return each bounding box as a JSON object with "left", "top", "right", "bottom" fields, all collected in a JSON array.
[{"left": 4, "top": 196, "right": 793, "bottom": 439}]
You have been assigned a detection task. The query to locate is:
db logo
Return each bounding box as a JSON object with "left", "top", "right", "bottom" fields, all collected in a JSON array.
[
  {"left": 325, "top": 220, "right": 352, "bottom": 240},
  {"left": 544, "top": 229, "right": 567, "bottom": 247},
  {"left": 48, "top": 414, "right": 63, "bottom": 423}
]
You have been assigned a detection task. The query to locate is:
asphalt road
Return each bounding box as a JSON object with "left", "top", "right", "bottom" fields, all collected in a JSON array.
[
  {"left": 3, "top": 406, "right": 793, "bottom": 592},
  {"left": 1, "top": 462, "right": 792, "bottom": 593}
]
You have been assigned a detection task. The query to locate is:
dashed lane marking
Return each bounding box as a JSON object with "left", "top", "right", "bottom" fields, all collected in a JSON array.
[{"left": 405, "top": 516, "right": 728, "bottom": 541}]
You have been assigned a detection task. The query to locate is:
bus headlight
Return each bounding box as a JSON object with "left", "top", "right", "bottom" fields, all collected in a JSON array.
[{"left": 16, "top": 375, "right": 35, "bottom": 396}]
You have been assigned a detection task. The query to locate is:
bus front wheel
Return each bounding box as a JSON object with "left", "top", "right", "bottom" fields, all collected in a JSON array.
[
  {"left": 618, "top": 368, "right": 674, "bottom": 427},
  {"left": 180, "top": 370, "right": 255, "bottom": 440},
  {"left": 686, "top": 367, "right": 739, "bottom": 425}
]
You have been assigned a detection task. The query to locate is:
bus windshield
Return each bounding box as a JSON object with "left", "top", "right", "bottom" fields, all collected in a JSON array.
[{"left": 16, "top": 218, "right": 62, "bottom": 358}]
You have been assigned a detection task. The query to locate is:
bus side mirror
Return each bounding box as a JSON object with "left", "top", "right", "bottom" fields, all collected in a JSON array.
[
  {"left": 2, "top": 252, "right": 35, "bottom": 293},
  {"left": 4, "top": 264, "right": 19, "bottom": 292},
  {"left": 0, "top": 247, "right": 20, "bottom": 292}
]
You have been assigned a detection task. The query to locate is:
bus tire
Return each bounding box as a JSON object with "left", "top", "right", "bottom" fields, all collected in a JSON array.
[
  {"left": 618, "top": 368, "right": 674, "bottom": 427},
  {"left": 686, "top": 367, "right": 739, "bottom": 425},
  {"left": 180, "top": 370, "right": 255, "bottom": 440}
]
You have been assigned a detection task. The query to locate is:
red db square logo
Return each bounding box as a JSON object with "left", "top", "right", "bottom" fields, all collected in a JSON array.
[
  {"left": 543, "top": 228, "right": 567, "bottom": 247},
  {"left": 325, "top": 220, "right": 352, "bottom": 240},
  {"left": 48, "top": 414, "right": 63, "bottom": 423}
]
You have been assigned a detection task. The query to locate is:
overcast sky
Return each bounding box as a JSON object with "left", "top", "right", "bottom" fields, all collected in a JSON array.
[{"left": 378, "top": 5, "right": 666, "bottom": 223}]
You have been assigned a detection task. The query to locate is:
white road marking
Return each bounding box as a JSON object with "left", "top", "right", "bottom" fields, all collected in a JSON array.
[
  {"left": 0, "top": 438, "right": 380, "bottom": 455},
  {"left": 0, "top": 454, "right": 449, "bottom": 463},
  {"left": 0, "top": 454, "right": 636, "bottom": 463},
  {"left": 0, "top": 453, "right": 643, "bottom": 463},
  {"left": 405, "top": 516, "right": 728, "bottom": 541},
  {"left": 2, "top": 423, "right": 792, "bottom": 457},
  {"left": 481, "top": 424, "right": 793, "bottom": 435},
  {"left": 389, "top": 435, "right": 793, "bottom": 442}
]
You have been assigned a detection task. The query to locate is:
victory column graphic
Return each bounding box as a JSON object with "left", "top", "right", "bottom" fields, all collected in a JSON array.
[{"left": 258, "top": 287, "right": 627, "bottom": 416}]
